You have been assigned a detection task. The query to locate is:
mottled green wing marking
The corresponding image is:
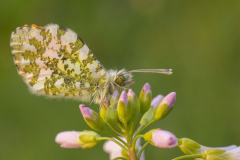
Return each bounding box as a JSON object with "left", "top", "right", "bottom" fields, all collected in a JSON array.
[{"left": 10, "top": 24, "right": 107, "bottom": 102}]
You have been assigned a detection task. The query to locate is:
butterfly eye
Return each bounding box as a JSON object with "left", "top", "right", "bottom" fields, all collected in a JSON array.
[{"left": 114, "top": 75, "right": 125, "bottom": 86}]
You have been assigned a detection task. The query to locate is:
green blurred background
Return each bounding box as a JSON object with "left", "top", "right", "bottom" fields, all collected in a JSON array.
[{"left": 1, "top": 0, "right": 240, "bottom": 159}]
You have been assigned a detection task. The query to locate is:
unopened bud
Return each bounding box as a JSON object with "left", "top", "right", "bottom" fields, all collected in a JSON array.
[
  {"left": 128, "top": 89, "right": 140, "bottom": 118},
  {"left": 110, "top": 90, "right": 119, "bottom": 107},
  {"left": 100, "top": 100, "right": 108, "bottom": 123},
  {"left": 117, "top": 90, "right": 132, "bottom": 123},
  {"left": 106, "top": 106, "right": 119, "bottom": 131},
  {"left": 154, "top": 92, "right": 176, "bottom": 120},
  {"left": 140, "top": 95, "right": 163, "bottom": 125},
  {"left": 55, "top": 130, "right": 100, "bottom": 149},
  {"left": 144, "top": 129, "right": 177, "bottom": 148},
  {"left": 79, "top": 104, "right": 105, "bottom": 131},
  {"left": 178, "top": 138, "right": 201, "bottom": 155},
  {"left": 139, "top": 83, "right": 152, "bottom": 115},
  {"left": 79, "top": 130, "right": 101, "bottom": 149}
]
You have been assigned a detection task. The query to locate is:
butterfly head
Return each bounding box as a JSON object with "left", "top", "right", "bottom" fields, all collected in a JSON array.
[{"left": 108, "top": 69, "right": 134, "bottom": 88}]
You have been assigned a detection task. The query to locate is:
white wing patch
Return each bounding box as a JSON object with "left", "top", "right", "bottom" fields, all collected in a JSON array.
[{"left": 10, "top": 24, "right": 108, "bottom": 102}]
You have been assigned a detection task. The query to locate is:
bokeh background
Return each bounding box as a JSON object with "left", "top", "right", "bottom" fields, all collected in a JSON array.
[{"left": 1, "top": 0, "right": 240, "bottom": 159}]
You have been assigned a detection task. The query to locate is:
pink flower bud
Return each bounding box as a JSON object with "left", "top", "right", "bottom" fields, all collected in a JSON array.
[
  {"left": 112, "top": 90, "right": 119, "bottom": 100},
  {"left": 119, "top": 90, "right": 128, "bottom": 106},
  {"left": 128, "top": 89, "right": 140, "bottom": 118},
  {"left": 79, "top": 104, "right": 105, "bottom": 131},
  {"left": 139, "top": 83, "right": 152, "bottom": 114},
  {"left": 102, "top": 99, "right": 109, "bottom": 108},
  {"left": 117, "top": 90, "right": 132, "bottom": 123},
  {"left": 143, "top": 83, "right": 151, "bottom": 96},
  {"left": 110, "top": 90, "right": 119, "bottom": 106},
  {"left": 55, "top": 131, "right": 82, "bottom": 148},
  {"left": 160, "top": 92, "right": 176, "bottom": 108},
  {"left": 151, "top": 95, "right": 164, "bottom": 108},
  {"left": 79, "top": 104, "right": 93, "bottom": 119},
  {"left": 128, "top": 89, "right": 135, "bottom": 97},
  {"left": 151, "top": 129, "right": 178, "bottom": 148}
]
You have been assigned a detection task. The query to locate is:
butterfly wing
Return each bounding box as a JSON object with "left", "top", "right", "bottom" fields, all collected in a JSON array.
[{"left": 10, "top": 24, "right": 107, "bottom": 102}]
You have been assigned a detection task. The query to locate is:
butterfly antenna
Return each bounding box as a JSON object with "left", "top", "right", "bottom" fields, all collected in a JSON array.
[{"left": 130, "top": 69, "right": 172, "bottom": 75}]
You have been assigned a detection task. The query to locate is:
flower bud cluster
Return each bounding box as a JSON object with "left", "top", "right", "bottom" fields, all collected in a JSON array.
[
  {"left": 55, "top": 83, "right": 178, "bottom": 160},
  {"left": 47, "top": 80, "right": 239, "bottom": 160}
]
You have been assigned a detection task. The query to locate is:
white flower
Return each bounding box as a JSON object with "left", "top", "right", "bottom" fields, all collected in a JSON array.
[
  {"left": 221, "top": 146, "right": 240, "bottom": 159},
  {"left": 55, "top": 131, "right": 82, "bottom": 148},
  {"left": 195, "top": 146, "right": 240, "bottom": 160},
  {"left": 200, "top": 145, "right": 238, "bottom": 153}
]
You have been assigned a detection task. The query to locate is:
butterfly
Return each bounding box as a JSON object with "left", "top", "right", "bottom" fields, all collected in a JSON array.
[{"left": 10, "top": 24, "right": 172, "bottom": 104}]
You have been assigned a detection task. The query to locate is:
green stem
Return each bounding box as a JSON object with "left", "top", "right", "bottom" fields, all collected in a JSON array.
[
  {"left": 113, "top": 158, "right": 127, "bottom": 160},
  {"left": 129, "top": 120, "right": 135, "bottom": 137},
  {"left": 137, "top": 142, "right": 149, "bottom": 160},
  {"left": 123, "top": 121, "right": 138, "bottom": 160},
  {"left": 118, "top": 121, "right": 125, "bottom": 132},
  {"left": 139, "top": 112, "right": 144, "bottom": 122},
  {"left": 132, "top": 115, "right": 141, "bottom": 134},
  {"left": 107, "top": 123, "right": 124, "bottom": 136},
  {"left": 97, "top": 137, "right": 112, "bottom": 141},
  {"left": 173, "top": 154, "right": 204, "bottom": 160},
  {"left": 123, "top": 121, "right": 128, "bottom": 134},
  {"left": 134, "top": 120, "right": 155, "bottom": 137},
  {"left": 127, "top": 139, "right": 137, "bottom": 160},
  {"left": 129, "top": 114, "right": 139, "bottom": 137},
  {"left": 132, "top": 135, "right": 144, "bottom": 151},
  {"left": 103, "top": 130, "right": 128, "bottom": 147}
]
